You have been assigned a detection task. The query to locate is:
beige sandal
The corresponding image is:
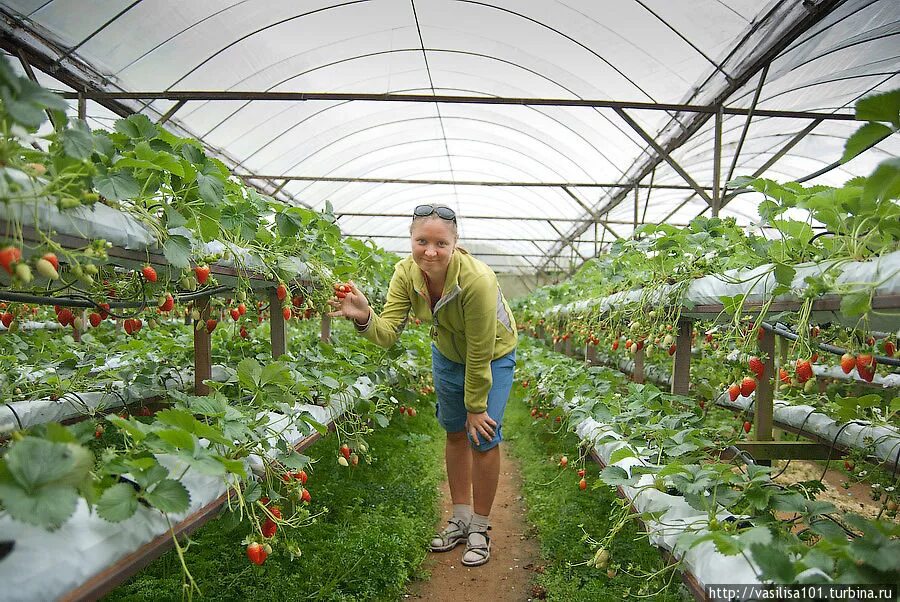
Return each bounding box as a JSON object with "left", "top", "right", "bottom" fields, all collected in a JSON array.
[
  {"left": 461, "top": 530, "right": 491, "bottom": 566},
  {"left": 430, "top": 517, "right": 468, "bottom": 552}
]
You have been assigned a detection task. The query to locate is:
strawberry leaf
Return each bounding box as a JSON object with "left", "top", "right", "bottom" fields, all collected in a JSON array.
[
  {"left": 96, "top": 482, "right": 139, "bottom": 522},
  {"left": 143, "top": 479, "right": 190, "bottom": 514}
]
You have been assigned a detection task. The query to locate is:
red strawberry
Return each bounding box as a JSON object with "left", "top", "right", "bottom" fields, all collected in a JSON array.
[
  {"left": 89, "top": 312, "right": 102, "bottom": 328},
  {"left": 0, "top": 246, "right": 22, "bottom": 275},
  {"left": 728, "top": 383, "right": 740, "bottom": 402},
  {"left": 99, "top": 303, "right": 111, "bottom": 320},
  {"left": 740, "top": 377, "right": 757, "bottom": 397},
  {"left": 41, "top": 252, "right": 59, "bottom": 271},
  {"left": 840, "top": 353, "right": 855, "bottom": 374},
  {"left": 262, "top": 519, "right": 277, "bottom": 538},
  {"left": 340, "top": 444, "right": 351, "bottom": 459},
  {"left": 231, "top": 308, "right": 241, "bottom": 321},
  {"left": 779, "top": 368, "right": 791, "bottom": 384},
  {"left": 282, "top": 307, "right": 291, "bottom": 321},
  {"left": 237, "top": 303, "right": 247, "bottom": 316},
  {"left": 884, "top": 340, "right": 896, "bottom": 358},
  {"left": 743, "top": 421, "right": 752, "bottom": 434},
  {"left": 1, "top": 312, "right": 13, "bottom": 328},
  {"left": 300, "top": 488, "right": 311, "bottom": 503},
  {"left": 159, "top": 294, "right": 174, "bottom": 312},
  {"left": 206, "top": 318, "right": 217, "bottom": 333},
  {"left": 795, "top": 359, "right": 813, "bottom": 384},
  {"left": 239, "top": 326, "right": 249, "bottom": 339},
  {"left": 295, "top": 470, "right": 308, "bottom": 484},
  {"left": 611, "top": 340, "right": 619, "bottom": 351},
  {"left": 748, "top": 357, "right": 765, "bottom": 380},
  {"left": 291, "top": 295, "right": 304, "bottom": 308},
  {"left": 578, "top": 478, "right": 587, "bottom": 491},
  {"left": 194, "top": 265, "right": 210, "bottom": 284},
  {"left": 57, "top": 308, "right": 74, "bottom": 327},
  {"left": 124, "top": 318, "right": 135, "bottom": 335},
  {"left": 856, "top": 354, "right": 876, "bottom": 382},
  {"left": 141, "top": 265, "right": 157, "bottom": 282},
  {"left": 577, "top": 469, "right": 586, "bottom": 477},
  {"left": 667, "top": 344, "right": 676, "bottom": 356},
  {"left": 133, "top": 318, "right": 142, "bottom": 332},
  {"left": 276, "top": 283, "right": 287, "bottom": 301},
  {"left": 246, "top": 542, "right": 268, "bottom": 565}
]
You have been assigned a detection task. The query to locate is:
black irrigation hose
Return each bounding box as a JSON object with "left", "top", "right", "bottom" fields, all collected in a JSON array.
[
  {"left": 2, "top": 403, "right": 23, "bottom": 431},
  {"left": 760, "top": 321, "right": 900, "bottom": 368},
  {"left": 770, "top": 408, "right": 818, "bottom": 480},
  {"left": 60, "top": 391, "right": 90, "bottom": 414}
]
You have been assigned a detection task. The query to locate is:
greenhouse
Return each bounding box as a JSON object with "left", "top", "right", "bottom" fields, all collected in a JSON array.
[{"left": 0, "top": 0, "right": 898, "bottom": 600}]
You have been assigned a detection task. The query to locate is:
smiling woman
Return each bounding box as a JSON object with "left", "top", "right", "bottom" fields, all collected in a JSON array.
[{"left": 328, "top": 203, "right": 518, "bottom": 568}]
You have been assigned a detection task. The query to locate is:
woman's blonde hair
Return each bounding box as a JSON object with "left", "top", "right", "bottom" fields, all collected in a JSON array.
[{"left": 410, "top": 204, "right": 467, "bottom": 252}]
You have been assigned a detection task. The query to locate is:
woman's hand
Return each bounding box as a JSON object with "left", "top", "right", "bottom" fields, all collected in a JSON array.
[
  {"left": 466, "top": 411, "right": 497, "bottom": 446},
  {"left": 327, "top": 280, "right": 371, "bottom": 324}
]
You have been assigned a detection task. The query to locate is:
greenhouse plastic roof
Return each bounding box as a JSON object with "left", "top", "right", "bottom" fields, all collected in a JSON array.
[{"left": 1, "top": 0, "right": 898, "bottom": 274}]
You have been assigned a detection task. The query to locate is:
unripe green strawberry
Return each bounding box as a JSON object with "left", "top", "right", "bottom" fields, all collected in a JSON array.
[
  {"left": 14, "top": 263, "right": 32, "bottom": 283},
  {"left": 35, "top": 257, "right": 59, "bottom": 280}
]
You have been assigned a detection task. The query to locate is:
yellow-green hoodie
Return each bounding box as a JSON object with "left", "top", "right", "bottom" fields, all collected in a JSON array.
[{"left": 358, "top": 249, "right": 517, "bottom": 413}]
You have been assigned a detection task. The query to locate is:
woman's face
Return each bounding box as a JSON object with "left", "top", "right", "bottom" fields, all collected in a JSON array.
[{"left": 410, "top": 218, "right": 456, "bottom": 277}]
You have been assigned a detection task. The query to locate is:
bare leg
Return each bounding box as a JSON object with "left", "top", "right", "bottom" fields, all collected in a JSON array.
[
  {"left": 471, "top": 444, "right": 501, "bottom": 516},
  {"left": 445, "top": 431, "right": 472, "bottom": 505}
]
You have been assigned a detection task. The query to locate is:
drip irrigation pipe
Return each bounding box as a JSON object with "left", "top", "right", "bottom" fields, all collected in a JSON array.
[{"left": 759, "top": 322, "right": 899, "bottom": 367}]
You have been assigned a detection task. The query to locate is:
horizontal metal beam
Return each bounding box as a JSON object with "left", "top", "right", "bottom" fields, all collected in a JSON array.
[
  {"left": 336, "top": 212, "right": 685, "bottom": 226},
  {"left": 343, "top": 234, "right": 620, "bottom": 243},
  {"left": 57, "top": 90, "right": 857, "bottom": 121},
  {"left": 237, "top": 174, "right": 710, "bottom": 190},
  {"left": 380, "top": 251, "right": 548, "bottom": 258}
]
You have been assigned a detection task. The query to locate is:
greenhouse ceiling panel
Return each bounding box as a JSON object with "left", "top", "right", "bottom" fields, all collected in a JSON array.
[{"left": 0, "top": 0, "right": 896, "bottom": 274}]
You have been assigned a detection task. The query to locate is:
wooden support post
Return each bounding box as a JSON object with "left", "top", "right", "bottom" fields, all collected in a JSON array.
[
  {"left": 536, "top": 324, "right": 545, "bottom": 341},
  {"left": 755, "top": 328, "right": 776, "bottom": 446},
  {"left": 193, "top": 297, "right": 211, "bottom": 396},
  {"left": 586, "top": 343, "right": 597, "bottom": 365},
  {"left": 564, "top": 337, "right": 572, "bottom": 356},
  {"left": 633, "top": 348, "right": 645, "bottom": 384},
  {"left": 269, "top": 288, "right": 286, "bottom": 359},
  {"left": 672, "top": 318, "right": 692, "bottom": 395},
  {"left": 320, "top": 314, "right": 331, "bottom": 343}
]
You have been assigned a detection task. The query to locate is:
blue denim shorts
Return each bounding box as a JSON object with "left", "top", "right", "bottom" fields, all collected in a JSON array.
[{"left": 431, "top": 344, "right": 516, "bottom": 451}]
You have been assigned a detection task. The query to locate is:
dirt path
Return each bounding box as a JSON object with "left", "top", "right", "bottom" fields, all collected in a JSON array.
[{"left": 406, "top": 445, "right": 541, "bottom": 601}]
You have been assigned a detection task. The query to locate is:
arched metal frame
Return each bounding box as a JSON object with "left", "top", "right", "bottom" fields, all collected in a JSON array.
[{"left": 0, "top": 0, "right": 896, "bottom": 275}]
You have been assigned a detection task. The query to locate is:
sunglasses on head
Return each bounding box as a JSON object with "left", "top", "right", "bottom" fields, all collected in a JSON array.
[{"left": 413, "top": 204, "right": 456, "bottom": 223}]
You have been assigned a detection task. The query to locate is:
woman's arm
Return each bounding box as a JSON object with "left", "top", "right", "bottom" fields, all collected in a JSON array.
[{"left": 328, "top": 264, "right": 412, "bottom": 348}]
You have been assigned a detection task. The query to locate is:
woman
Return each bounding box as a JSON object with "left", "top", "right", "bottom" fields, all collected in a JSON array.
[{"left": 328, "top": 203, "right": 517, "bottom": 567}]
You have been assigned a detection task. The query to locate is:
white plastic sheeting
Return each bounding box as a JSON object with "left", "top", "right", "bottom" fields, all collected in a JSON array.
[
  {"left": 0, "top": 364, "right": 230, "bottom": 435},
  {"left": 1, "top": 0, "right": 896, "bottom": 273},
  {"left": 584, "top": 347, "right": 900, "bottom": 468},
  {"left": 0, "top": 380, "right": 365, "bottom": 602},
  {"left": 0, "top": 182, "right": 312, "bottom": 281},
  {"left": 716, "top": 390, "right": 900, "bottom": 469},
  {"left": 566, "top": 405, "right": 762, "bottom": 588},
  {"left": 547, "top": 250, "right": 900, "bottom": 332}
]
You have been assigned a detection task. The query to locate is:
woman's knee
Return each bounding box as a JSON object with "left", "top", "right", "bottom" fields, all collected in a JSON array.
[{"left": 447, "top": 430, "right": 468, "bottom": 443}]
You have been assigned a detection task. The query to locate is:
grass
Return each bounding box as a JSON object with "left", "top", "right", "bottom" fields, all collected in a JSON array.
[
  {"left": 105, "top": 403, "right": 445, "bottom": 602},
  {"left": 504, "top": 384, "right": 693, "bottom": 602}
]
